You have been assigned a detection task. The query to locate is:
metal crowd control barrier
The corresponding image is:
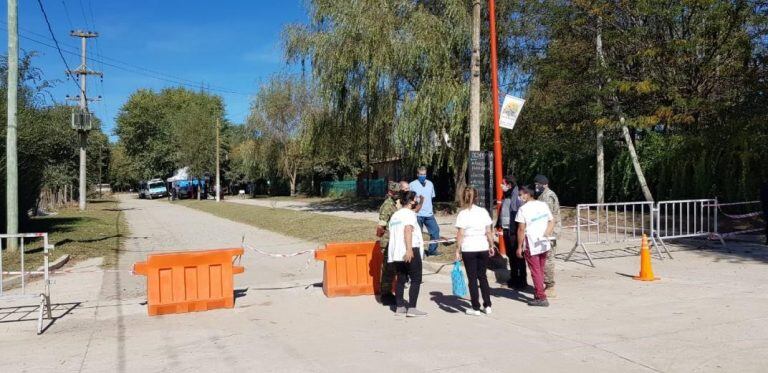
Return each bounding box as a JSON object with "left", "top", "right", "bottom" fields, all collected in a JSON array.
[
  {"left": 566, "top": 199, "right": 733, "bottom": 267},
  {"left": 654, "top": 199, "right": 725, "bottom": 253},
  {"left": 1, "top": 233, "right": 54, "bottom": 334},
  {"left": 564, "top": 202, "right": 668, "bottom": 267}
]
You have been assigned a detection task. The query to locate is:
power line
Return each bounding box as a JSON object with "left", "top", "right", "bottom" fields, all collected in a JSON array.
[
  {"left": 77, "top": 0, "right": 91, "bottom": 30},
  {"left": 35, "top": 0, "right": 82, "bottom": 93},
  {"left": 61, "top": 0, "right": 76, "bottom": 31},
  {"left": 6, "top": 24, "right": 250, "bottom": 96}
]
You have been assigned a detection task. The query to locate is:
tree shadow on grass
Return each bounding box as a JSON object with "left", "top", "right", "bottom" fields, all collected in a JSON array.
[
  {"left": 306, "top": 197, "right": 383, "bottom": 213},
  {"left": 53, "top": 234, "right": 125, "bottom": 248},
  {"left": 24, "top": 216, "right": 88, "bottom": 236}
]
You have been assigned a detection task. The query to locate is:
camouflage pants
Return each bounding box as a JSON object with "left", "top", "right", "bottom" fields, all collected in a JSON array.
[
  {"left": 544, "top": 240, "right": 556, "bottom": 287},
  {"left": 380, "top": 242, "right": 396, "bottom": 295}
]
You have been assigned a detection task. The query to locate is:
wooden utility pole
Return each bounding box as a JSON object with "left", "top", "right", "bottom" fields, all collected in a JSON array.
[
  {"left": 67, "top": 30, "right": 102, "bottom": 211},
  {"left": 469, "top": 0, "right": 481, "bottom": 152},
  {"left": 215, "top": 117, "right": 221, "bottom": 202},
  {"left": 6, "top": 0, "right": 19, "bottom": 250}
]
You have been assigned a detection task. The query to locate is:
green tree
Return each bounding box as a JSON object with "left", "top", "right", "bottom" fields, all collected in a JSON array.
[
  {"left": 114, "top": 87, "right": 228, "bottom": 192},
  {"left": 248, "top": 75, "right": 313, "bottom": 196}
]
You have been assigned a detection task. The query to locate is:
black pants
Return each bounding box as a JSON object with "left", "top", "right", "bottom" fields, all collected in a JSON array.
[
  {"left": 764, "top": 210, "right": 768, "bottom": 243},
  {"left": 461, "top": 251, "right": 492, "bottom": 310},
  {"left": 394, "top": 247, "right": 422, "bottom": 308},
  {"left": 504, "top": 227, "right": 528, "bottom": 289}
]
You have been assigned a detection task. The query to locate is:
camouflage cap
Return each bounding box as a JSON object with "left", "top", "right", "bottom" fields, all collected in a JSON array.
[{"left": 388, "top": 181, "right": 401, "bottom": 192}]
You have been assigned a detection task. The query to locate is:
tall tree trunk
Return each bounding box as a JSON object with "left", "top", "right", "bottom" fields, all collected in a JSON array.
[
  {"left": 595, "top": 16, "right": 654, "bottom": 202},
  {"left": 596, "top": 128, "right": 605, "bottom": 203},
  {"left": 290, "top": 173, "right": 297, "bottom": 196},
  {"left": 453, "top": 156, "right": 468, "bottom": 202},
  {"left": 622, "top": 122, "right": 654, "bottom": 201},
  {"left": 469, "top": 0, "right": 481, "bottom": 152},
  {"left": 595, "top": 19, "right": 605, "bottom": 203}
]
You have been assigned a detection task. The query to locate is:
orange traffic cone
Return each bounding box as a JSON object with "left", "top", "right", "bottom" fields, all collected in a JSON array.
[{"left": 634, "top": 234, "right": 659, "bottom": 281}]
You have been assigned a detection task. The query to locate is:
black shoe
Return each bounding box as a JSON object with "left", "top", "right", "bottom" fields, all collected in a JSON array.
[
  {"left": 380, "top": 293, "right": 396, "bottom": 306},
  {"left": 528, "top": 299, "right": 550, "bottom": 307}
]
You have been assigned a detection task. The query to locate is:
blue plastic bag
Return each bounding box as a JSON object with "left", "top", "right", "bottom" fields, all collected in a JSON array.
[{"left": 451, "top": 261, "right": 467, "bottom": 297}]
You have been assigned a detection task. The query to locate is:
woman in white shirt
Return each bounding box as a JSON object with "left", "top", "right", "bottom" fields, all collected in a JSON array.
[
  {"left": 515, "top": 185, "right": 555, "bottom": 307},
  {"left": 388, "top": 191, "right": 427, "bottom": 317},
  {"left": 454, "top": 187, "right": 496, "bottom": 316}
]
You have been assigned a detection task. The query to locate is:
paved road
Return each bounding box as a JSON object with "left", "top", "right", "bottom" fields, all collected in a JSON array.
[{"left": 2, "top": 195, "right": 767, "bottom": 372}]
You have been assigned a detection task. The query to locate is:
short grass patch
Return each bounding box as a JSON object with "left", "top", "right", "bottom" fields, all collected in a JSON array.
[
  {"left": 177, "top": 199, "right": 376, "bottom": 244},
  {"left": 2, "top": 198, "right": 127, "bottom": 272},
  {"left": 178, "top": 199, "right": 458, "bottom": 262}
]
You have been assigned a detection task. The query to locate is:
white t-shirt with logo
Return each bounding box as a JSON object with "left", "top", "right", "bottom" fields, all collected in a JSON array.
[
  {"left": 455, "top": 205, "right": 493, "bottom": 252},
  {"left": 515, "top": 200, "right": 553, "bottom": 255},
  {"left": 387, "top": 208, "right": 425, "bottom": 263}
]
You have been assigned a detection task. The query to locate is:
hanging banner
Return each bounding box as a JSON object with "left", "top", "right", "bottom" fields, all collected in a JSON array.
[{"left": 499, "top": 95, "right": 525, "bottom": 130}]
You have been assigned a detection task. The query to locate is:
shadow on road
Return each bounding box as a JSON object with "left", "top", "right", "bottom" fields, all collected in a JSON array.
[
  {"left": 429, "top": 291, "right": 470, "bottom": 314},
  {"left": 0, "top": 302, "right": 81, "bottom": 334}
]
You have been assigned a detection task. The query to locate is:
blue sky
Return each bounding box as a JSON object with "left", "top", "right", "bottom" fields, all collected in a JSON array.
[{"left": 1, "top": 0, "right": 308, "bottom": 141}]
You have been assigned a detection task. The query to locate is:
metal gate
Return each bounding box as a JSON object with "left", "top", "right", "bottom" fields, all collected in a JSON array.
[{"left": 1, "top": 233, "right": 54, "bottom": 334}]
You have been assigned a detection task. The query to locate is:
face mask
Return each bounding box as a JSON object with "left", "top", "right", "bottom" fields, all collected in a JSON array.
[
  {"left": 418, "top": 175, "right": 427, "bottom": 183},
  {"left": 535, "top": 185, "right": 544, "bottom": 195},
  {"left": 501, "top": 185, "right": 510, "bottom": 192}
]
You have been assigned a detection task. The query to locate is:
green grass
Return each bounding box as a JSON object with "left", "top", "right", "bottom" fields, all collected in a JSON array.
[
  {"left": 2, "top": 198, "right": 127, "bottom": 272},
  {"left": 177, "top": 199, "right": 376, "bottom": 244},
  {"left": 177, "top": 199, "right": 459, "bottom": 261}
]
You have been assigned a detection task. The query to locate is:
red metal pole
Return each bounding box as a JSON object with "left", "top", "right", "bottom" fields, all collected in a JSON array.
[{"left": 488, "top": 0, "right": 505, "bottom": 255}]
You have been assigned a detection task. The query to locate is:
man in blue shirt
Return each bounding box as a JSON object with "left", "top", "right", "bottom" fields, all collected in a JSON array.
[{"left": 410, "top": 166, "right": 441, "bottom": 256}]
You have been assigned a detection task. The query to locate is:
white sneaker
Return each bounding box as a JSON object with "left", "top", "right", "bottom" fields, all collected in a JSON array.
[
  {"left": 484, "top": 307, "right": 492, "bottom": 315},
  {"left": 466, "top": 309, "right": 482, "bottom": 316}
]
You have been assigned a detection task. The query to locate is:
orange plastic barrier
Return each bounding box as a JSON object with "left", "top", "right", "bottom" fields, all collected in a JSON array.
[
  {"left": 133, "top": 248, "right": 244, "bottom": 316},
  {"left": 314, "top": 241, "right": 382, "bottom": 297}
]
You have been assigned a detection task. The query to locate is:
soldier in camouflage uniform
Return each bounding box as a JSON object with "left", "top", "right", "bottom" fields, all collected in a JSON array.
[
  {"left": 534, "top": 174, "right": 561, "bottom": 298},
  {"left": 376, "top": 181, "right": 401, "bottom": 305}
]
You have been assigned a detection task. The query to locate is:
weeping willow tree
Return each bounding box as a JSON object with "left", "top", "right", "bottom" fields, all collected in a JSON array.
[{"left": 284, "top": 0, "right": 526, "bottom": 200}]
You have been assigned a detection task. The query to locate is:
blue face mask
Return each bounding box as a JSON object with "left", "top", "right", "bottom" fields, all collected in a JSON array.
[{"left": 418, "top": 175, "right": 427, "bottom": 184}]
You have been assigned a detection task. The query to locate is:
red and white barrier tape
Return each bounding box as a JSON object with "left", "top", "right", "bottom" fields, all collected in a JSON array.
[
  {"left": 242, "top": 243, "right": 315, "bottom": 258},
  {"left": 719, "top": 211, "right": 762, "bottom": 219},
  {"left": 426, "top": 237, "right": 456, "bottom": 244},
  {"left": 709, "top": 228, "right": 765, "bottom": 239},
  {"left": 709, "top": 201, "right": 764, "bottom": 219}
]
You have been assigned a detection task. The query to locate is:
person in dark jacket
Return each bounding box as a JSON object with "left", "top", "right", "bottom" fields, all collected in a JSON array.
[
  {"left": 498, "top": 175, "right": 527, "bottom": 290},
  {"left": 761, "top": 182, "right": 768, "bottom": 245}
]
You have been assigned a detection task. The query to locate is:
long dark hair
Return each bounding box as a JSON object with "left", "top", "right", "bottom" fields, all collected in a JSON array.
[
  {"left": 398, "top": 190, "right": 417, "bottom": 208},
  {"left": 461, "top": 187, "right": 478, "bottom": 209}
]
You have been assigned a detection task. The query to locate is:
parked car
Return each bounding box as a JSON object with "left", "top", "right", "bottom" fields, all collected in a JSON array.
[{"left": 139, "top": 178, "right": 168, "bottom": 199}]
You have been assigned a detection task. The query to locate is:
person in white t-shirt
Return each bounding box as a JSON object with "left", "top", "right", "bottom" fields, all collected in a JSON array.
[
  {"left": 454, "top": 187, "right": 496, "bottom": 316},
  {"left": 388, "top": 191, "right": 427, "bottom": 317},
  {"left": 515, "top": 185, "right": 555, "bottom": 307}
]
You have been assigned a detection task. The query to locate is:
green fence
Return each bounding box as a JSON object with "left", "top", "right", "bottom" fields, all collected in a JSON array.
[{"left": 320, "top": 179, "right": 386, "bottom": 197}]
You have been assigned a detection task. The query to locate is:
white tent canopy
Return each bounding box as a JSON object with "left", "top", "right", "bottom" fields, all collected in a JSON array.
[{"left": 167, "top": 167, "right": 189, "bottom": 182}]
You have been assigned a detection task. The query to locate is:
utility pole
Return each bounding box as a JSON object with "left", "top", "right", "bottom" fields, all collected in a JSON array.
[
  {"left": 469, "top": 0, "right": 481, "bottom": 152},
  {"left": 215, "top": 117, "right": 221, "bottom": 202},
  {"left": 98, "top": 144, "right": 103, "bottom": 198},
  {"left": 66, "top": 30, "right": 101, "bottom": 211},
  {"left": 6, "top": 0, "right": 19, "bottom": 250}
]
